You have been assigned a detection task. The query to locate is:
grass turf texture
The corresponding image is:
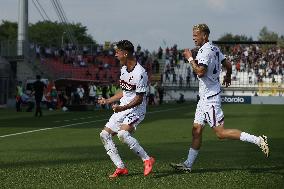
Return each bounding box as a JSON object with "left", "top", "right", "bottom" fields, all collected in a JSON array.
[{"left": 0, "top": 103, "right": 283, "bottom": 188}]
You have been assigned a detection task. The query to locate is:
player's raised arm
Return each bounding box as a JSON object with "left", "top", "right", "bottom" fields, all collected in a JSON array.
[
  {"left": 183, "top": 48, "right": 207, "bottom": 78},
  {"left": 221, "top": 59, "right": 232, "bottom": 87}
]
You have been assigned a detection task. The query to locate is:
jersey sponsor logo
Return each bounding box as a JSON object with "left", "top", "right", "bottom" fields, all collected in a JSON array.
[{"left": 120, "top": 79, "right": 136, "bottom": 91}]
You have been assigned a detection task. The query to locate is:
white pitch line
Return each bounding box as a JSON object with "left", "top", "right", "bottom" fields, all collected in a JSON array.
[
  {"left": 147, "top": 107, "right": 183, "bottom": 114},
  {"left": 0, "top": 107, "right": 186, "bottom": 138},
  {"left": 0, "top": 118, "right": 108, "bottom": 138},
  {"left": 53, "top": 108, "right": 182, "bottom": 123},
  {"left": 54, "top": 116, "right": 95, "bottom": 123}
]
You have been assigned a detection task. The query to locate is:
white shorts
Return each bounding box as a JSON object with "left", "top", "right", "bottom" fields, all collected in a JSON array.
[
  {"left": 194, "top": 95, "right": 224, "bottom": 128},
  {"left": 105, "top": 109, "right": 145, "bottom": 133}
]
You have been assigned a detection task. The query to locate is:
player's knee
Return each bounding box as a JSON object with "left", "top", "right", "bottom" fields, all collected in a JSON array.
[
  {"left": 100, "top": 130, "right": 110, "bottom": 142},
  {"left": 215, "top": 130, "right": 225, "bottom": 140},
  {"left": 117, "top": 130, "right": 137, "bottom": 149},
  {"left": 117, "top": 130, "right": 129, "bottom": 143},
  {"left": 192, "top": 124, "right": 202, "bottom": 138}
]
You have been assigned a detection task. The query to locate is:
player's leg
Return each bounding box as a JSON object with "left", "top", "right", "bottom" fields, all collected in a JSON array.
[
  {"left": 185, "top": 123, "right": 203, "bottom": 167},
  {"left": 99, "top": 114, "right": 128, "bottom": 178},
  {"left": 38, "top": 97, "right": 42, "bottom": 117},
  {"left": 170, "top": 123, "right": 203, "bottom": 172},
  {"left": 208, "top": 99, "right": 269, "bottom": 157},
  {"left": 170, "top": 100, "right": 205, "bottom": 172},
  {"left": 117, "top": 114, "right": 155, "bottom": 176},
  {"left": 35, "top": 99, "right": 40, "bottom": 116},
  {"left": 212, "top": 125, "right": 269, "bottom": 157},
  {"left": 213, "top": 125, "right": 241, "bottom": 140},
  {"left": 100, "top": 127, "right": 125, "bottom": 168},
  {"left": 118, "top": 124, "right": 151, "bottom": 161}
]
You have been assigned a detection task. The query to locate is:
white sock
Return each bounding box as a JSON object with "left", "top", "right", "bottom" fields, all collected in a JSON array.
[
  {"left": 184, "top": 148, "right": 199, "bottom": 168},
  {"left": 100, "top": 130, "right": 125, "bottom": 168},
  {"left": 240, "top": 132, "right": 260, "bottom": 145},
  {"left": 117, "top": 130, "right": 150, "bottom": 161}
]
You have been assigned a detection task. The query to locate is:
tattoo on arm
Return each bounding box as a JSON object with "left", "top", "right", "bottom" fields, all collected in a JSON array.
[{"left": 191, "top": 60, "right": 198, "bottom": 73}]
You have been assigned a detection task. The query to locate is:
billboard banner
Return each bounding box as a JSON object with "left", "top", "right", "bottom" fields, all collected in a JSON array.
[{"left": 221, "top": 96, "right": 251, "bottom": 104}]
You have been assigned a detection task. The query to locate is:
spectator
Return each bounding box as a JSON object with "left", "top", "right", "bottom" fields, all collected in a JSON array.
[
  {"left": 48, "top": 86, "right": 58, "bottom": 110},
  {"left": 186, "top": 75, "right": 191, "bottom": 87},
  {"left": 58, "top": 91, "right": 68, "bottom": 111},
  {"left": 157, "top": 82, "right": 164, "bottom": 105},
  {"left": 21, "top": 91, "right": 34, "bottom": 112},
  {"left": 158, "top": 47, "right": 163, "bottom": 59},
  {"left": 16, "top": 81, "right": 23, "bottom": 112},
  {"left": 148, "top": 83, "right": 156, "bottom": 105},
  {"left": 172, "top": 72, "right": 177, "bottom": 84},
  {"left": 176, "top": 93, "right": 185, "bottom": 104},
  {"left": 33, "top": 75, "right": 46, "bottom": 117},
  {"left": 88, "top": 82, "right": 97, "bottom": 105},
  {"left": 77, "top": 85, "right": 85, "bottom": 104},
  {"left": 179, "top": 75, "right": 183, "bottom": 88}
]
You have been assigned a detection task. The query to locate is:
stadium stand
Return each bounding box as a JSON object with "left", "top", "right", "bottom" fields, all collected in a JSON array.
[
  {"left": 159, "top": 44, "right": 284, "bottom": 95},
  {"left": 10, "top": 41, "right": 281, "bottom": 110},
  {"left": 36, "top": 43, "right": 153, "bottom": 84}
]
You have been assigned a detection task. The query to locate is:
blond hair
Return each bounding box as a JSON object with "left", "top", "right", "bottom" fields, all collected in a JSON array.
[{"left": 193, "top": 24, "right": 210, "bottom": 35}]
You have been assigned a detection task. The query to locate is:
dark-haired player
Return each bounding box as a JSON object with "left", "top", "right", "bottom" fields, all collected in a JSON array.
[{"left": 98, "top": 40, "right": 155, "bottom": 178}]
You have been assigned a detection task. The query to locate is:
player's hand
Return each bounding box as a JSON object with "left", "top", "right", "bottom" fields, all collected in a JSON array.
[
  {"left": 222, "top": 75, "right": 231, "bottom": 87},
  {"left": 112, "top": 104, "right": 124, "bottom": 113},
  {"left": 98, "top": 97, "right": 107, "bottom": 105},
  {"left": 183, "top": 49, "right": 193, "bottom": 60}
]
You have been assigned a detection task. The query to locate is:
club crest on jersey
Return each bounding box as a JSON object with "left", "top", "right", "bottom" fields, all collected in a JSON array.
[
  {"left": 129, "top": 76, "right": 134, "bottom": 82},
  {"left": 120, "top": 80, "right": 136, "bottom": 91}
]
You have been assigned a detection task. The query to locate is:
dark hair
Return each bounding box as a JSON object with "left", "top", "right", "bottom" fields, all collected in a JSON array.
[
  {"left": 115, "top": 40, "right": 134, "bottom": 55},
  {"left": 36, "top": 75, "right": 41, "bottom": 80}
]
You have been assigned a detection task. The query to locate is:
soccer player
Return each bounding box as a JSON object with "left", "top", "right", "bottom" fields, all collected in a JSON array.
[
  {"left": 170, "top": 24, "right": 269, "bottom": 172},
  {"left": 98, "top": 40, "right": 155, "bottom": 178}
]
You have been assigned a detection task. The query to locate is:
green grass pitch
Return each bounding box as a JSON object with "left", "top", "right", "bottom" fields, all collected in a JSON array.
[{"left": 0, "top": 103, "right": 283, "bottom": 188}]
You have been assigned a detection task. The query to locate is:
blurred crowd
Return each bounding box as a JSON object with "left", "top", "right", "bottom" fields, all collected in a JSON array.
[
  {"left": 35, "top": 43, "right": 154, "bottom": 76},
  {"left": 222, "top": 45, "right": 283, "bottom": 83},
  {"left": 159, "top": 44, "right": 284, "bottom": 86},
  {"left": 16, "top": 43, "right": 283, "bottom": 112},
  {"left": 15, "top": 78, "right": 166, "bottom": 112}
]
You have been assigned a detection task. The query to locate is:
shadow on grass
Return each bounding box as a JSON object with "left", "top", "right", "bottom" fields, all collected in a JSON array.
[
  {"left": 0, "top": 157, "right": 96, "bottom": 169},
  {"left": 150, "top": 166, "right": 284, "bottom": 179},
  {"left": 112, "top": 165, "right": 284, "bottom": 179}
]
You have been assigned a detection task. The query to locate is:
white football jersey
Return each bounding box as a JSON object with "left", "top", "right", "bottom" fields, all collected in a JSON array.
[
  {"left": 119, "top": 63, "right": 148, "bottom": 112},
  {"left": 195, "top": 42, "right": 225, "bottom": 99}
]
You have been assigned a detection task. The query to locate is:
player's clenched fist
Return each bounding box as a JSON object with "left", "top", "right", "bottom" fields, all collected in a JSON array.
[
  {"left": 112, "top": 104, "right": 124, "bottom": 113},
  {"left": 183, "top": 48, "right": 193, "bottom": 60},
  {"left": 98, "top": 97, "right": 107, "bottom": 105}
]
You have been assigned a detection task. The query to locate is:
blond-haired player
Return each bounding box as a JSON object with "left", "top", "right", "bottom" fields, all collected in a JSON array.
[{"left": 170, "top": 24, "right": 269, "bottom": 172}]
